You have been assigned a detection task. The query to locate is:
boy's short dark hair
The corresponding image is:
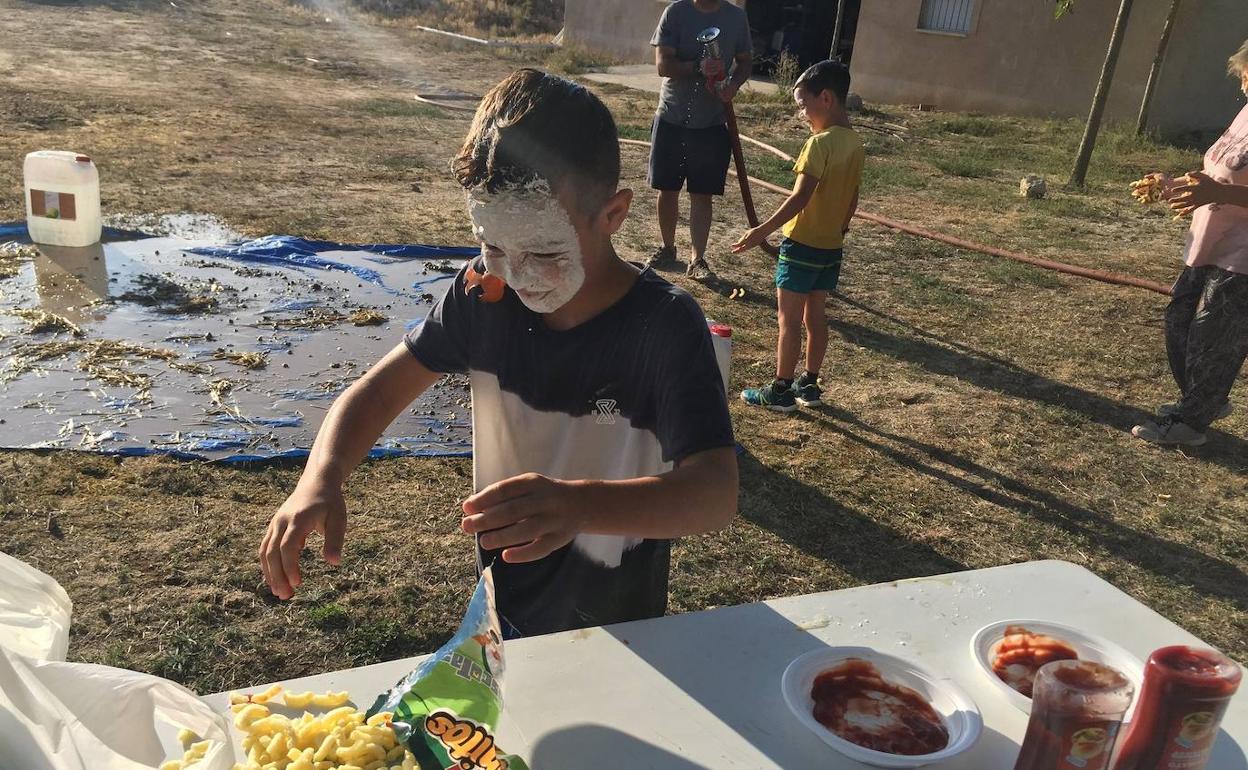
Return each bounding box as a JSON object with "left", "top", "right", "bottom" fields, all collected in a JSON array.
[
  {"left": 794, "top": 59, "right": 851, "bottom": 105},
  {"left": 454, "top": 69, "right": 620, "bottom": 214}
]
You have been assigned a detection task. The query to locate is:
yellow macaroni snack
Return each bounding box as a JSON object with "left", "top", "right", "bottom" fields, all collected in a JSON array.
[
  {"left": 164, "top": 687, "right": 419, "bottom": 770},
  {"left": 1130, "top": 175, "right": 1167, "bottom": 204}
]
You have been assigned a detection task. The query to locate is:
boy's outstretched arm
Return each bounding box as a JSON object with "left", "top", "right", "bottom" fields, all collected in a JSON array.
[
  {"left": 731, "top": 172, "right": 820, "bottom": 253},
  {"left": 461, "top": 447, "right": 739, "bottom": 563},
  {"left": 260, "top": 343, "right": 441, "bottom": 599}
]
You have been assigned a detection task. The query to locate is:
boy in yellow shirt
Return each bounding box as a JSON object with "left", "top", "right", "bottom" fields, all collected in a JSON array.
[{"left": 732, "top": 59, "right": 863, "bottom": 411}]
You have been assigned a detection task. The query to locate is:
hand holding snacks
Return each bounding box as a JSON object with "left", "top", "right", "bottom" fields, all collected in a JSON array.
[{"left": 1167, "top": 171, "right": 1235, "bottom": 218}]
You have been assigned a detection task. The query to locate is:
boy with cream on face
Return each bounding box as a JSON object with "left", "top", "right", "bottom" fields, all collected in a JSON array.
[{"left": 259, "top": 70, "right": 739, "bottom": 638}]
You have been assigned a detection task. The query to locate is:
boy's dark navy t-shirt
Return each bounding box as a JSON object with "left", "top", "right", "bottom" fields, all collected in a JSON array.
[{"left": 405, "top": 259, "right": 734, "bottom": 636}]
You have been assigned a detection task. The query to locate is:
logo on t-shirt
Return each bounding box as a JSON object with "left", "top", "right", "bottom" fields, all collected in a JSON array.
[{"left": 594, "top": 399, "right": 619, "bottom": 425}]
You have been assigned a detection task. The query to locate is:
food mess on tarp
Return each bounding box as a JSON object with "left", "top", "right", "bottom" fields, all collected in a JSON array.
[
  {"left": 810, "top": 658, "right": 950, "bottom": 756},
  {"left": 992, "top": 625, "right": 1080, "bottom": 698},
  {"left": 0, "top": 227, "right": 476, "bottom": 461}
]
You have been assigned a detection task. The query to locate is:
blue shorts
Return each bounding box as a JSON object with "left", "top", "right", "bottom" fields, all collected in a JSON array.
[
  {"left": 775, "top": 238, "right": 843, "bottom": 293},
  {"left": 648, "top": 117, "right": 731, "bottom": 196}
]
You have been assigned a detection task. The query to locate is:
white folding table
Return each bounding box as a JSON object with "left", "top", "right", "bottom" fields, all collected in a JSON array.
[{"left": 202, "top": 560, "right": 1247, "bottom": 768}]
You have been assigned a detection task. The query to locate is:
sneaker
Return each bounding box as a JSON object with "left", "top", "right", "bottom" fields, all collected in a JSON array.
[
  {"left": 645, "top": 245, "right": 677, "bottom": 270},
  {"left": 741, "top": 381, "right": 797, "bottom": 413},
  {"left": 1158, "top": 400, "right": 1232, "bottom": 423},
  {"left": 686, "top": 257, "right": 713, "bottom": 280},
  {"left": 794, "top": 372, "right": 822, "bottom": 407},
  {"left": 1131, "top": 416, "right": 1207, "bottom": 447}
]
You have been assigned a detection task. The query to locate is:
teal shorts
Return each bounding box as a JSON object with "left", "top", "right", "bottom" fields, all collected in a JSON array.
[{"left": 775, "top": 238, "right": 843, "bottom": 293}]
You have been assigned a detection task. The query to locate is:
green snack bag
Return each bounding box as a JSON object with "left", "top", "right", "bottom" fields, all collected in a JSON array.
[{"left": 369, "top": 566, "right": 529, "bottom": 770}]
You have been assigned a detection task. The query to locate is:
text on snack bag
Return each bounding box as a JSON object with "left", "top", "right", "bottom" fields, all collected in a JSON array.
[
  {"left": 440, "top": 649, "right": 503, "bottom": 698},
  {"left": 425, "top": 711, "right": 511, "bottom": 770}
]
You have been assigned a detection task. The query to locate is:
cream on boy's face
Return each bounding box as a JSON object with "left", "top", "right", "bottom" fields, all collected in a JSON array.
[
  {"left": 1241, "top": 69, "right": 1248, "bottom": 97},
  {"left": 466, "top": 186, "right": 586, "bottom": 314}
]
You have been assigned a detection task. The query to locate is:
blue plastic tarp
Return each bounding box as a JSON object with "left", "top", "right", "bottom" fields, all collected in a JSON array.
[{"left": 0, "top": 223, "right": 475, "bottom": 462}]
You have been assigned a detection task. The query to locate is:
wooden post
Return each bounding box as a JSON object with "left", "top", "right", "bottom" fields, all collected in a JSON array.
[
  {"left": 1069, "top": 0, "right": 1135, "bottom": 188},
  {"left": 1136, "top": 0, "right": 1182, "bottom": 135},
  {"left": 830, "top": 0, "right": 848, "bottom": 60}
]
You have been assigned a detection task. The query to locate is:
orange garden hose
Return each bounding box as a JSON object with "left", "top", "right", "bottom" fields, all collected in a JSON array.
[{"left": 624, "top": 138, "right": 1172, "bottom": 296}]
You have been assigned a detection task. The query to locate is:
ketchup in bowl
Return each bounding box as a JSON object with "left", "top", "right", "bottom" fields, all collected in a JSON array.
[
  {"left": 1111, "top": 646, "right": 1241, "bottom": 770},
  {"left": 811, "top": 658, "right": 950, "bottom": 756}
]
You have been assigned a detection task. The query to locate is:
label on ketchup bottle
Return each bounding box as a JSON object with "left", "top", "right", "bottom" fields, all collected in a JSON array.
[
  {"left": 1152, "top": 704, "right": 1229, "bottom": 768},
  {"left": 1055, "top": 720, "right": 1120, "bottom": 769}
]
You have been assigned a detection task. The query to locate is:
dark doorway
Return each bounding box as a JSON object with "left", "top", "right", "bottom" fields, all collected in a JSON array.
[{"left": 745, "top": 0, "right": 863, "bottom": 74}]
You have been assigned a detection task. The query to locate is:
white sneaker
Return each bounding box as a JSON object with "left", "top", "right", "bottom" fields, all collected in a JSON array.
[
  {"left": 1158, "top": 401, "right": 1232, "bottom": 422},
  {"left": 1132, "top": 417, "right": 1208, "bottom": 447}
]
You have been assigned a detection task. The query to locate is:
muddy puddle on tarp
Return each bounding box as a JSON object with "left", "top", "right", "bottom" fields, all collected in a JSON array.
[{"left": 0, "top": 220, "right": 476, "bottom": 461}]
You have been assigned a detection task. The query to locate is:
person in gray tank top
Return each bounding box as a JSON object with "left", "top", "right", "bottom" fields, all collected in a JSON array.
[{"left": 647, "top": 0, "right": 753, "bottom": 278}]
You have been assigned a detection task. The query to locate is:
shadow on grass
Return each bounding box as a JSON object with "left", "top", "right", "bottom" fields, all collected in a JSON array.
[
  {"left": 790, "top": 406, "right": 1248, "bottom": 614},
  {"left": 737, "top": 448, "right": 968, "bottom": 585},
  {"left": 832, "top": 296, "right": 1248, "bottom": 472}
]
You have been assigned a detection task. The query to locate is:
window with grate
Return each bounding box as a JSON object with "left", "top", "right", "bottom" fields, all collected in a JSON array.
[{"left": 918, "top": 0, "right": 977, "bottom": 35}]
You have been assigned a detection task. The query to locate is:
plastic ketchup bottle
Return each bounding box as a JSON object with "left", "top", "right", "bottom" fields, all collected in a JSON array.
[
  {"left": 1014, "top": 660, "right": 1134, "bottom": 770},
  {"left": 1112, "top": 646, "right": 1241, "bottom": 770}
]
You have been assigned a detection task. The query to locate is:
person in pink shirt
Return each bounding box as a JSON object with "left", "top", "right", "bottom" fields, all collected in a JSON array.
[{"left": 1133, "top": 40, "right": 1248, "bottom": 447}]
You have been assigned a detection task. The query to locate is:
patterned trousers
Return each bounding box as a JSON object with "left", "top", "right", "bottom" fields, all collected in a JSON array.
[{"left": 1165, "top": 264, "right": 1248, "bottom": 431}]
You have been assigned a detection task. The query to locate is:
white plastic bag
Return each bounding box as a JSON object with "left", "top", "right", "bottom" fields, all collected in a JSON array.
[
  {"left": 0, "top": 553, "right": 233, "bottom": 770},
  {"left": 0, "top": 551, "right": 73, "bottom": 661},
  {"left": 0, "top": 650, "right": 234, "bottom": 770}
]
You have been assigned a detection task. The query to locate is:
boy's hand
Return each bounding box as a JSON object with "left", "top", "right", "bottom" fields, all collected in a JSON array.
[
  {"left": 731, "top": 226, "right": 768, "bottom": 253},
  {"left": 259, "top": 482, "right": 348, "bottom": 600},
  {"left": 718, "top": 81, "right": 740, "bottom": 103},
  {"left": 461, "top": 473, "right": 585, "bottom": 563}
]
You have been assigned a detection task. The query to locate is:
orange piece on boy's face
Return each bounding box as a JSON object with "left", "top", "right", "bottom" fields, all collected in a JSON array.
[{"left": 465, "top": 262, "right": 506, "bottom": 303}]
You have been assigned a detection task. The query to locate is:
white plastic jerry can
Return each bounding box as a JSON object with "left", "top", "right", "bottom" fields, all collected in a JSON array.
[{"left": 23, "top": 151, "right": 102, "bottom": 247}]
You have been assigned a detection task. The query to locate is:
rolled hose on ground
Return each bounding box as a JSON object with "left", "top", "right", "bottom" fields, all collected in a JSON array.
[{"left": 620, "top": 138, "right": 1172, "bottom": 296}]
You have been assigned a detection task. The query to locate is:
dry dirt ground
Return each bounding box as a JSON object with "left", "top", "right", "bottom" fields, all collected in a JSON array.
[{"left": 1, "top": 0, "right": 1244, "bottom": 694}]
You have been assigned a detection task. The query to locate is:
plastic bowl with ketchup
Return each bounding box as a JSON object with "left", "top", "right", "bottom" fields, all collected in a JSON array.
[
  {"left": 781, "top": 647, "right": 982, "bottom": 768},
  {"left": 970, "top": 620, "right": 1145, "bottom": 718}
]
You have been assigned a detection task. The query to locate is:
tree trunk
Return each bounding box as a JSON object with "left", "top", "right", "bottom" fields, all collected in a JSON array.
[
  {"left": 1069, "top": 0, "right": 1136, "bottom": 188},
  {"left": 1136, "top": 0, "right": 1182, "bottom": 135},
  {"left": 830, "top": 0, "right": 848, "bottom": 60}
]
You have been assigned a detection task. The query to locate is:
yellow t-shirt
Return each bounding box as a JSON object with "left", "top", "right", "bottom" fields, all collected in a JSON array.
[{"left": 781, "top": 127, "right": 865, "bottom": 251}]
